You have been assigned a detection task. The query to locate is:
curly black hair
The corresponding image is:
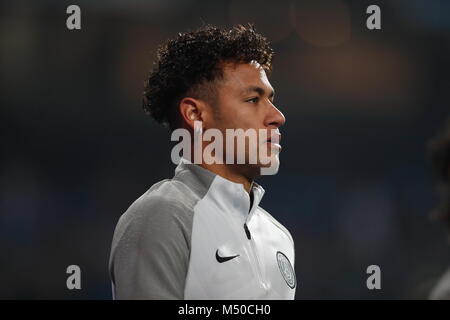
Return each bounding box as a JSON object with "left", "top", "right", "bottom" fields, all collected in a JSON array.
[
  {"left": 143, "top": 24, "right": 274, "bottom": 130},
  {"left": 428, "top": 118, "right": 450, "bottom": 234}
]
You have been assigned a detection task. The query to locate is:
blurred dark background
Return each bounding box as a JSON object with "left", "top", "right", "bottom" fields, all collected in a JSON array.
[{"left": 0, "top": 0, "right": 449, "bottom": 299}]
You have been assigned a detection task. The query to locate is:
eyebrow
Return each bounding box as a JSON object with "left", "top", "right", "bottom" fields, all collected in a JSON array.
[{"left": 242, "top": 86, "right": 275, "bottom": 99}]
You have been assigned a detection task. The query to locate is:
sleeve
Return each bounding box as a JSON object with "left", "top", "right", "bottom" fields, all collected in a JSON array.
[{"left": 109, "top": 196, "right": 192, "bottom": 300}]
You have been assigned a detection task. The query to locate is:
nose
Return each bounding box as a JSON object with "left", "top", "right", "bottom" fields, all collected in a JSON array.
[{"left": 265, "top": 103, "right": 286, "bottom": 128}]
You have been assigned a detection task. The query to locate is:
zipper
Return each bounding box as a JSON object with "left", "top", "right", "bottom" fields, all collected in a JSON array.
[
  {"left": 244, "top": 223, "right": 267, "bottom": 290},
  {"left": 244, "top": 223, "right": 251, "bottom": 240}
]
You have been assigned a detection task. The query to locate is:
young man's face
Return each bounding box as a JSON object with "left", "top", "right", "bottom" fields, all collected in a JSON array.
[{"left": 206, "top": 61, "right": 286, "bottom": 177}]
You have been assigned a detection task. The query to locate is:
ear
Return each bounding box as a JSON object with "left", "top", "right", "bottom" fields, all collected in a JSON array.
[{"left": 179, "top": 97, "right": 206, "bottom": 131}]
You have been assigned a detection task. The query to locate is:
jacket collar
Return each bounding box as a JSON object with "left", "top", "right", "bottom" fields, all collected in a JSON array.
[{"left": 174, "top": 158, "right": 265, "bottom": 224}]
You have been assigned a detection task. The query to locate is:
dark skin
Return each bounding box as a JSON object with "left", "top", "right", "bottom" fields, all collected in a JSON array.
[{"left": 178, "top": 61, "right": 286, "bottom": 192}]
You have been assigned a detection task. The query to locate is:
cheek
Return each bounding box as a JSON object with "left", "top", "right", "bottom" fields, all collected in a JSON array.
[
  {"left": 215, "top": 102, "right": 240, "bottom": 126},
  {"left": 218, "top": 102, "right": 262, "bottom": 129}
]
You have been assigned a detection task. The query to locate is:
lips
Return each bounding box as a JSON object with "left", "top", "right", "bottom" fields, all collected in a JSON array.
[
  {"left": 267, "top": 141, "right": 282, "bottom": 152},
  {"left": 267, "top": 131, "right": 281, "bottom": 142},
  {"left": 266, "top": 132, "right": 282, "bottom": 151}
]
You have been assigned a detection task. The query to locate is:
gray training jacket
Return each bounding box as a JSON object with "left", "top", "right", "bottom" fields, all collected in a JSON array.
[{"left": 109, "top": 158, "right": 296, "bottom": 299}]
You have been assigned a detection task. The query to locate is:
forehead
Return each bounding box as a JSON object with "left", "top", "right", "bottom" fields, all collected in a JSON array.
[{"left": 219, "top": 61, "right": 272, "bottom": 93}]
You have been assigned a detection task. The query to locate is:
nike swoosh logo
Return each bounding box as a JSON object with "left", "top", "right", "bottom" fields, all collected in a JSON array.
[{"left": 215, "top": 249, "right": 240, "bottom": 263}]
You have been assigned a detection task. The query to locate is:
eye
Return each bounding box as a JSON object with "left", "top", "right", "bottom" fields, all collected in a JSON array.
[{"left": 246, "top": 97, "right": 259, "bottom": 104}]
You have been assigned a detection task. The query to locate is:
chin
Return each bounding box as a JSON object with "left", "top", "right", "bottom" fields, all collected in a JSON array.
[{"left": 258, "top": 155, "right": 280, "bottom": 176}]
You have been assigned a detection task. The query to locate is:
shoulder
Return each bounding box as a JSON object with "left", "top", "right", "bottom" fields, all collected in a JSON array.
[
  {"left": 126, "top": 178, "right": 198, "bottom": 219},
  {"left": 112, "top": 178, "right": 198, "bottom": 245}
]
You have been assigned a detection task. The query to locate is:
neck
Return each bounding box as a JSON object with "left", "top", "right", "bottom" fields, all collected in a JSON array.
[{"left": 199, "top": 162, "right": 253, "bottom": 193}]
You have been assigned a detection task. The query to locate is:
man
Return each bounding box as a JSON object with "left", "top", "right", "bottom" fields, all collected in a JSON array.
[
  {"left": 428, "top": 119, "right": 450, "bottom": 299},
  {"left": 109, "top": 24, "right": 296, "bottom": 299}
]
